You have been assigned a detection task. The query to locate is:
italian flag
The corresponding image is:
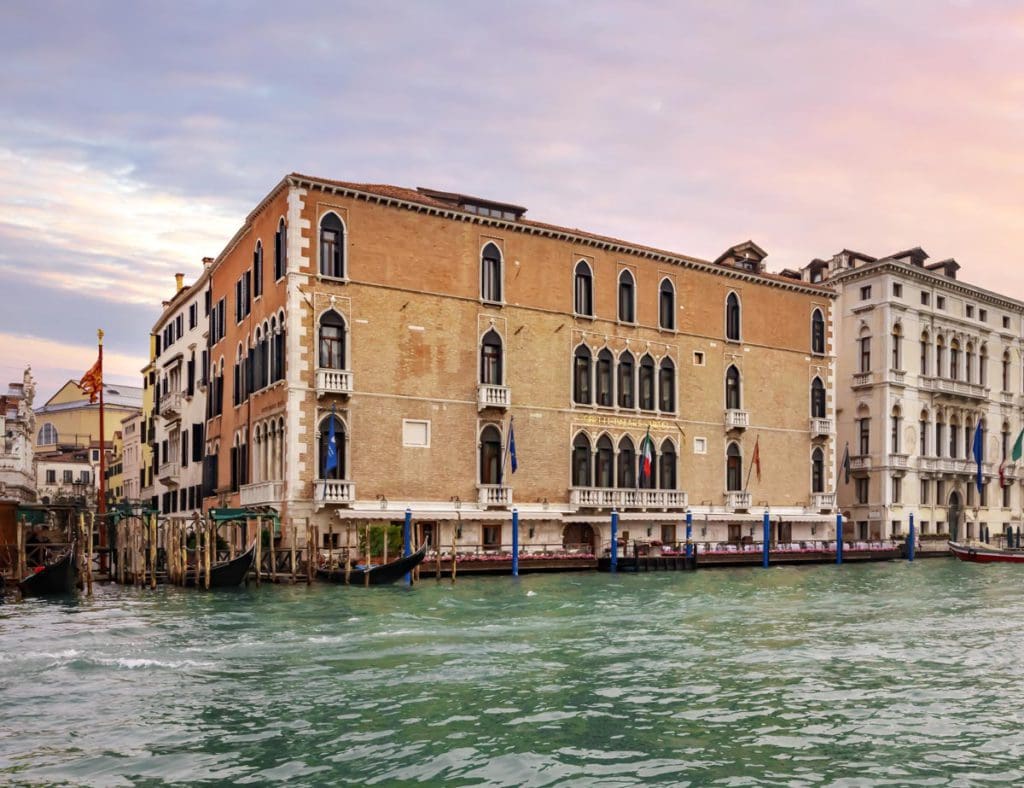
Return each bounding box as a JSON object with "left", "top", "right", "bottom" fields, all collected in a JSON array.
[{"left": 640, "top": 427, "right": 654, "bottom": 482}]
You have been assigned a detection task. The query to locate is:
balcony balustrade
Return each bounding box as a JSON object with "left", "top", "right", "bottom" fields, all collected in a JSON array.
[
  {"left": 240, "top": 480, "right": 284, "bottom": 506},
  {"left": 569, "top": 487, "right": 688, "bottom": 510},
  {"left": 477, "top": 384, "right": 511, "bottom": 411},
  {"left": 315, "top": 368, "right": 353, "bottom": 397},
  {"left": 477, "top": 484, "right": 513, "bottom": 507},
  {"left": 809, "top": 418, "right": 832, "bottom": 438},
  {"left": 810, "top": 492, "right": 836, "bottom": 512},
  {"left": 918, "top": 375, "right": 988, "bottom": 401},
  {"left": 314, "top": 479, "right": 355, "bottom": 505},
  {"left": 851, "top": 371, "right": 874, "bottom": 388},
  {"left": 159, "top": 392, "right": 182, "bottom": 419},
  {"left": 888, "top": 369, "right": 906, "bottom": 386},
  {"left": 157, "top": 461, "right": 179, "bottom": 485},
  {"left": 725, "top": 491, "right": 752, "bottom": 511},
  {"left": 724, "top": 409, "right": 749, "bottom": 431},
  {"left": 850, "top": 455, "right": 871, "bottom": 471}
]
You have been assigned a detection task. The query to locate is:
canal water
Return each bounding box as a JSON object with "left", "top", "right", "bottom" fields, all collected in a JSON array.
[{"left": 3, "top": 559, "right": 1024, "bottom": 785}]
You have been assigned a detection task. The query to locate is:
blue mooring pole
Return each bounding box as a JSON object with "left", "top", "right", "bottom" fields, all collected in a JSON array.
[
  {"left": 685, "top": 510, "right": 693, "bottom": 561},
  {"left": 403, "top": 508, "right": 412, "bottom": 585},
  {"left": 836, "top": 513, "right": 844, "bottom": 565},
  {"left": 610, "top": 509, "right": 619, "bottom": 573},
  {"left": 762, "top": 510, "right": 770, "bottom": 568},
  {"left": 908, "top": 512, "right": 915, "bottom": 562},
  {"left": 512, "top": 508, "right": 520, "bottom": 577}
]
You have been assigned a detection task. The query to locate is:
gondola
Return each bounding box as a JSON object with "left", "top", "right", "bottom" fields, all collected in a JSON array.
[
  {"left": 317, "top": 544, "right": 428, "bottom": 586},
  {"left": 18, "top": 543, "right": 78, "bottom": 597},
  {"left": 187, "top": 541, "right": 257, "bottom": 588},
  {"left": 949, "top": 540, "right": 1024, "bottom": 564}
]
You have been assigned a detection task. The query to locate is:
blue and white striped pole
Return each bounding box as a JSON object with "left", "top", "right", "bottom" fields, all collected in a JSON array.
[
  {"left": 685, "top": 510, "right": 693, "bottom": 561},
  {"left": 908, "top": 513, "right": 915, "bottom": 562},
  {"left": 836, "top": 513, "right": 844, "bottom": 565},
  {"left": 610, "top": 509, "right": 619, "bottom": 573},
  {"left": 403, "top": 508, "right": 412, "bottom": 585},
  {"left": 512, "top": 508, "right": 519, "bottom": 577},
  {"left": 762, "top": 509, "right": 770, "bottom": 568}
]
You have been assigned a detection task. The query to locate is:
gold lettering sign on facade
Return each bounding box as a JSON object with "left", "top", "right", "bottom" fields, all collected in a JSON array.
[{"left": 575, "top": 414, "right": 675, "bottom": 430}]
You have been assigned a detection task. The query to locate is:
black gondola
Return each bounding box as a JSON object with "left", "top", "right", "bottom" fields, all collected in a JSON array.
[
  {"left": 18, "top": 543, "right": 78, "bottom": 597},
  {"left": 317, "top": 544, "right": 428, "bottom": 586},
  {"left": 187, "top": 541, "right": 257, "bottom": 588}
]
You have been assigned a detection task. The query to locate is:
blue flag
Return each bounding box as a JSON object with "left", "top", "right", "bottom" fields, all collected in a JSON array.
[
  {"left": 509, "top": 420, "right": 518, "bottom": 473},
  {"left": 972, "top": 418, "right": 984, "bottom": 495},
  {"left": 325, "top": 405, "right": 338, "bottom": 475}
]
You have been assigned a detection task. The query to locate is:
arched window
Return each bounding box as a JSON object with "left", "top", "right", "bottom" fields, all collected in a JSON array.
[
  {"left": 481, "top": 242, "right": 502, "bottom": 302},
  {"left": 571, "top": 433, "right": 591, "bottom": 487},
  {"left": 811, "top": 309, "right": 825, "bottom": 354},
  {"left": 949, "top": 339, "right": 961, "bottom": 381},
  {"left": 618, "top": 351, "right": 635, "bottom": 408},
  {"left": 980, "top": 344, "right": 988, "bottom": 387},
  {"left": 811, "top": 448, "right": 824, "bottom": 493},
  {"left": 1003, "top": 421, "right": 1011, "bottom": 461},
  {"left": 919, "top": 409, "right": 929, "bottom": 456},
  {"left": 617, "top": 436, "right": 636, "bottom": 488},
  {"left": 318, "top": 414, "right": 346, "bottom": 479},
  {"left": 725, "top": 292, "right": 741, "bottom": 341},
  {"left": 1003, "top": 351, "right": 1012, "bottom": 392},
  {"left": 935, "top": 335, "right": 945, "bottom": 378},
  {"left": 935, "top": 411, "right": 945, "bottom": 458},
  {"left": 618, "top": 270, "right": 635, "bottom": 323},
  {"left": 891, "top": 406, "right": 902, "bottom": 453},
  {"left": 726, "top": 442, "right": 743, "bottom": 491},
  {"left": 319, "top": 311, "right": 346, "bottom": 369},
  {"left": 811, "top": 377, "right": 826, "bottom": 418},
  {"left": 949, "top": 414, "right": 960, "bottom": 458},
  {"left": 659, "top": 279, "right": 675, "bottom": 330},
  {"left": 573, "top": 345, "right": 592, "bottom": 404},
  {"left": 725, "top": 365, "right": 741, "bottom": 410},
  {"left": 38, "top": 423, "right": 58, "bottom": 445},
  {"left": 275, "top": 310, "right": 286, "bottom": 382},
  {"left": 965, "top": 342, "right": 975, "bottom": 383},
  {"left": 319, "top": 213, "right": 345, "bottom": 278},
  {"left": 274, "top": 217, "right": 287, "bottom": 280},
  {"left": 479, "top": 425, "right": 502, "bottom": 484},
  {"left": 659, "top": 439, "right": 676, "bottom": 489},
  {"left": 595, "top": 435, "right": 614, "bottom": 487},
  {"left": 659, "top": 358, "right": 675, "bottom": 412},
  {"left": 574, "top": 261, "right": 593, "bottom": 316},
  {"left": 596, "top": 349, "right": 613, "bottom": 407},
  {"left": 253, "top": 240, "right": 264, "bottom": 298},
  {"left": 480, "top": 330, "right": 503, "bottom": 385},
  {"left": 920, "top": 331, "right": 930, "bottom": 376},
  {"left": 639, "top": 355, "right": 656, "bottom": 411},
  {"left": 892, "top": 324, "right": 903, "bottom": 370}
]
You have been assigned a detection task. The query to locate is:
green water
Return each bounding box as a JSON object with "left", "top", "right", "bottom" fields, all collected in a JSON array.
[{"left": 2, "top": 560, "right": 1023, "bottom": 785}]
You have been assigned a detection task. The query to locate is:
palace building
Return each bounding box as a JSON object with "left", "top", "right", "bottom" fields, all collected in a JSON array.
[
  {"left": 198, "top": 173, "right": 839, "bottom": 554},
  {"left": 803, "top": 248, "right": 1024, "bottom": 543}
]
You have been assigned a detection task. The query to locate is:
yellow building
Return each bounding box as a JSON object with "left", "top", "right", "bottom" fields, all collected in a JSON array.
[
  {"left": 34, "top": 380, "right": 143, "bottom": 452},
  {"left": 105, "top": 429, "right": 125, "bottom": 508},
  {"left": 139, "top": 337, "right": 157, "bottom": 512}
]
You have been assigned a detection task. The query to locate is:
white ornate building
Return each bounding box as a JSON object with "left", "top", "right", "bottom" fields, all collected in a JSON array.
[
  {"left": 804, "top": 248, "right": 1024, "bottom": 541},
  {"left": 0, "top": 367, "right": 37, "bottom": 505}
]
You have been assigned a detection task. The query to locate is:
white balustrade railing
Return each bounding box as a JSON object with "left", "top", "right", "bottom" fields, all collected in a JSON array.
[
  {"left": 725, "top": 491, "right": 752, "bottom": 511},
  {"left": 477, "top": 484, "right": 513, "bottom": 506},
  {"left": 314, "top": 479, "right": 355, "bottom": 505},
  {"left": 315, "top": 368, "right": 353, "bottom": 396},
  {"left": 811, "top": 492, "right": 836, "bottom": 511},
  {"left": 569, "top": 487, "right": 688, "bottom": 510},
  {"left": 724, "top": 409, "right": 749, "bottom": 430},
  {"left": 240, "top": 480, "right": 284, "bottom": 506},
  {"left": 477, "top": 384, "right": 511, "bottom": 410},
  {"left": 159, "top": 392, "right": 182, "bottom": 418},
  {"left": 852, "top": 372, "right": 874, "bottom": 387},
  {"left": 809, "top": 418, "right": 832, "bottom": 437}
]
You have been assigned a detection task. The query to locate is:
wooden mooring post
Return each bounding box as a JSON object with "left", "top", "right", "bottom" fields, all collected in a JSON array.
[
  {"left": 290, "top": 521, "right": 297, "bottom": 584},
  {"left": 254, "top": 516, "right": 262, "bottom": 586},
  {"left": 268, "top": 517, "right": 276, "bottom": 584}
]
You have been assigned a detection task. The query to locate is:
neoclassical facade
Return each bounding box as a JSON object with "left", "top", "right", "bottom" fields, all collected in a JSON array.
[
  {"left": 804, "top": 248, "right": 1024, "bottom": 541},
  {"left": 200, "top": 174, "right": 839, "bottom": 553}
]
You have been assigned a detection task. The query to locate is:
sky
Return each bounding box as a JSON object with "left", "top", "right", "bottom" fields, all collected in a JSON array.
[{"left": 2, "top": 1, "right": 1023, "bottom": 401}]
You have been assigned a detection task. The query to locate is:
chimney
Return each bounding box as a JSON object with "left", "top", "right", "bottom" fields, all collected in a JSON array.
[
  {"left": 175, "top": 273, "right": 184, "bottom": 292},
  {"left": 202, "top": 256, "right": 214, "bottom": 269}
]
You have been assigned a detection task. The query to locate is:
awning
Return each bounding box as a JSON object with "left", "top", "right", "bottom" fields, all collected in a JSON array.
[{"left": 333, "top": 508, "right": 559, "bottom": 522}]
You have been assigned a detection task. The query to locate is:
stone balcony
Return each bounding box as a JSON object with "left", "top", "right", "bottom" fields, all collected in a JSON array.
[
  {"left": 724, "top": 409, "right": 749, "bottom": 431},
  {"left": 315, "top": 368, "right": 353, "bottom": 397},
  {"left": 725, "top": 491, "right": 752, "bottom": 511},
  {"left": 569, "top": 487, "right": 688, "bottom": 510},
  {"left": 157, "top": 461, "right": 179, "bottom": 485},
  {"left": 889, "top": 453, "right": 909, "bottom": 473},
  {"left": 809, "top": 418, "right": 832, "bottom": 438},
  {"left": 159, "top": 392, "right": 182, "bottom": 420},
  {"left": 314, "top": 479, "right": 355, "bottom": 506},
  {"left": 887, "top": 369, "right": 907, "bottom": 386},
  {"left": 850, "top": 455, "right": 871, "bottom": 471},
  {"left": 477, "top": 483, "right": 512, "bottom": 507},
  {"left": 918, "top": 375, "right": 988, "bottom": 401},
  {"left": 851, "top": 371, "right": 874, "bottom": 388},
  {"left": 810, "top": 492, "right": 836, "bottom": 512},
  {"left": 477, "top": 383, "right": 511, "bottom": 411},
  {"left": 240, "top": 480, "right": 284, "bottom": 507}
]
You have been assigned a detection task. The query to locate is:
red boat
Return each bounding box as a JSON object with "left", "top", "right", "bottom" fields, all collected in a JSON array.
[{"left": 948, "top": 541, "right": 1024, "bottom": 564}]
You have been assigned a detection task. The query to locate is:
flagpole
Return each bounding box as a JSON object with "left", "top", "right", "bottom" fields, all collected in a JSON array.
[
  {"left": 499, "top": 415, "right": 512, "bottom": 484},
  {"left": 744, "top": 434, "right": 759, "bottom": 492}
]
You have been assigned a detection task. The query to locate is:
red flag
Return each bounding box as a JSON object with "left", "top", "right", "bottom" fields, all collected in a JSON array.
[
  {"left": 752, "top": 437, "right": 762, "bottom": 483},
  {"left": 999, "top": 457, "right": 1007, "bottom": 489},
  {"left": 79, "top": 357, "right": 102, "bottom": 404},
  {"left": 640, "top": 427, "right": 654, "bottom": 481}
]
